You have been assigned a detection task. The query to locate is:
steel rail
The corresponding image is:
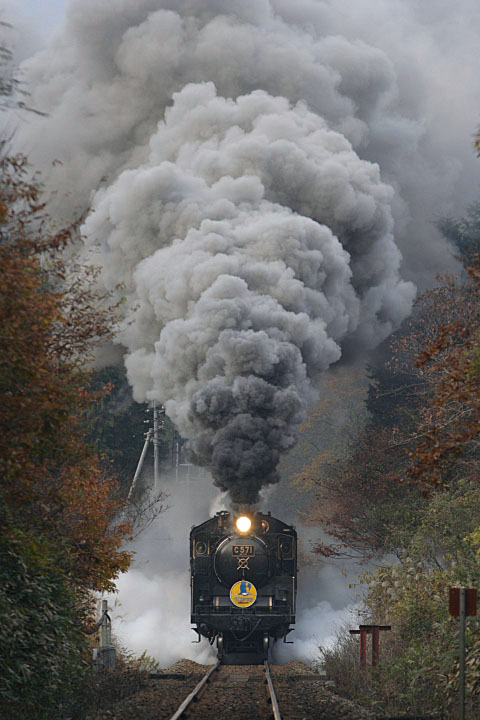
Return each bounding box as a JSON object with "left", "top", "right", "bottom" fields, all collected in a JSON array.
[
  {"left": 264, "top": 661, "right": 282, "bottom": 720},
  {"left": 168, "top": 659, "right": 221, "bottom": 720}
]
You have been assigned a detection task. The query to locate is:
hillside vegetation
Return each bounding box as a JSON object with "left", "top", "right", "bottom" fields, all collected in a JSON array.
[
  {"left": 308, "top": 197, "right": 480, "bottom": 716},
  {"left": 0, "top": 153, "right": 134, "bottom": 718}
]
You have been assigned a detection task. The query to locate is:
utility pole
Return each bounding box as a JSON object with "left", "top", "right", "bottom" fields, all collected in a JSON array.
[
  {"left": 127, "top": 402, "right": 165, "bottom": 500},
  {"left": 127, "top": 428, "right": 153, "bottom": 501},
  {"left": 175, "top": 436, "right": 180, "bottom": 481},
  {"left": 153, "top": 400, "right": 161, "bottom": 491}
]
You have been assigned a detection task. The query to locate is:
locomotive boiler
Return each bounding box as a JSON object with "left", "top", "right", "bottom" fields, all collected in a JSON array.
[{"left": 190, "top": 510, "right": 297, "bottom": 664}]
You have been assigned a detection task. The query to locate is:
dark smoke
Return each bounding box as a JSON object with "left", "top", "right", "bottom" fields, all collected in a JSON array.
[{"left": 12, "top": 0, "right": 480, "bottom": 502}]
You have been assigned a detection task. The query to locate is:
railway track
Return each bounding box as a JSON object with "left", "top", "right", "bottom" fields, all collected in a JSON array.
[
  {"left": 88, "top": 659, "right": 377, "bottom": 719},
  {"left": 167, "top": 661, "right": 282, "bottom": 720}
]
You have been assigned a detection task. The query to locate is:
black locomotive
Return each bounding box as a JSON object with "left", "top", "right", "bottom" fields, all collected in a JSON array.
[{"left": 190, "top": 510, "right": 297, "bottom": 664}]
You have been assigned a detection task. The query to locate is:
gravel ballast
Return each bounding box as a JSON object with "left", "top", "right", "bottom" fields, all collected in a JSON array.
[{"left": 89, "top": 659, "right": 377, "bottom": 720}]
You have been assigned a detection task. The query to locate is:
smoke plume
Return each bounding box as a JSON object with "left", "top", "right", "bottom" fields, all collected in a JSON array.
[{"left": 13, "top": 0, "right": 480, "bottom": 502}]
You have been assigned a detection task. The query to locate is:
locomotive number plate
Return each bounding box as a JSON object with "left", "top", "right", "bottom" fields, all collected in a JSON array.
[{"left": 232, "top": 545, "right": 255, "bottom": 557}]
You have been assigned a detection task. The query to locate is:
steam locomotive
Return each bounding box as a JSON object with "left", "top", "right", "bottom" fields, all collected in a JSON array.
[{"left": 190, "top": 510, "right": 297, "bottom": 664}]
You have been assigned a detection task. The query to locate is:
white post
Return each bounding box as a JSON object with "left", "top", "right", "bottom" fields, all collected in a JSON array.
[
  {"left": 99, "top": 600, "right": 111, "bottom": 648},
  {"left": 98, "top": 600, "right": 115, "bottom": 671},
  {"left": 460, "top": 587, "right": 466, "bottom": 720}
]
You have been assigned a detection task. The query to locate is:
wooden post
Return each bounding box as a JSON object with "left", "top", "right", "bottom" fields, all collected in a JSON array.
[
  {"left": 372, "top": 626, "right": 380, "bottom": 666},
  {"left": 360, "top": 628, "right": 367, "bottom": 668},
  {"left": 350, "top": 625, "right": 391, "bottom": 668}
]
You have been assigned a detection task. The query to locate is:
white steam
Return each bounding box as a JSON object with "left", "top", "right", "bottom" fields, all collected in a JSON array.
[
  {"left": 107, "top": 474, "right": 357, "bottom": 667},
  {"left": 108, "top": 474, "right": 218, "bottom": 666}
]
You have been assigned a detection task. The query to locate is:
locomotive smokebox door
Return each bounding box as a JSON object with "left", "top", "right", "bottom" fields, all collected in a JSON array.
[{"left": 214, "top": 535, "right": 270, "bottom": 586}]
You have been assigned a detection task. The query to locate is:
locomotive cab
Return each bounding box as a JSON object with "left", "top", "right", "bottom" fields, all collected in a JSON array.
[{"left": 190, "top": 511, "right": 297, "bottom": 664}]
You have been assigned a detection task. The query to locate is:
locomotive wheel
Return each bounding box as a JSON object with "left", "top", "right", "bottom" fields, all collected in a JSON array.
[{"left": 263, "top": 634, "right": 269, "bottom": 657}]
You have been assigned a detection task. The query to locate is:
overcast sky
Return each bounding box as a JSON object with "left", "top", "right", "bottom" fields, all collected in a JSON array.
[{"left": 0, "top": 0, "right": 67, "bottom": 55}]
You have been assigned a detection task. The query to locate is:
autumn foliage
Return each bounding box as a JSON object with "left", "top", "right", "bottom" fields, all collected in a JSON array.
[
  {"left": 407, "top": 265, "right": 480, "bottom": 489},
  {"left": 309, "top": 247, "right": 480, "bottom": 713},
  {"left": 0, "top": 154, "right": 132, "bottom": 717},
  {"left": 0, "top": 154, "right": 131, "bottom": 588},
  {"left": 302, "top": 134, "right": 480, "bottom": 715}
]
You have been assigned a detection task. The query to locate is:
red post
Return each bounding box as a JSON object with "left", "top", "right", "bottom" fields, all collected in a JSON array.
[
  {"left": 372, "top": 626, "right": 380, "bottom": 666},
  {"left": 350, "top": 628, "right": 368, "bottom": 668},
  {"left": 360, "top": 628, "right": 367, "bottom": 668},
  {"left": 350, "top": 625, "right": 391, "bottom": 668}
]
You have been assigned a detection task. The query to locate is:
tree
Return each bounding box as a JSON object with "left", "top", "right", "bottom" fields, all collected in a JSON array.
[
  {"left": 307, "top": 326, "right": 429, "bottom": 561},
  {"left": 310, "top": 253, "right": 480, "bottom": 715},
  {"left": 437, "top": 202, "right": 480, "bottom": 267},
  {"left": 406, "top": 265, "right": 480, "bottom": 489},
  {"left": 87, "top": 365, "right": 175, "bottom": 493},
  {"left": 0, "top": 154, "right": 131, "bottom": 588},
  {"left": 0, "top": 514, "right": 89, "bottom": 719},
  {"left": 0, "top": 154, "right": 132, "bottom": 718}
]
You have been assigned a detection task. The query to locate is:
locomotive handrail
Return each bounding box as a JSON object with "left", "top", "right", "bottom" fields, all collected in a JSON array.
[
  {"left": 264, "top": 660, "right": 282, "bottom": 720},
  {"left": 168, "top": 659, "right": 221, "bottom": 720},
  {"left": 194, "top": 604, "right": 289, "bottom": 615}
]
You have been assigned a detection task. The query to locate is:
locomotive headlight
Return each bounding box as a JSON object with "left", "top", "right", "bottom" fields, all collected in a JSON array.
[{"left": 236, "top": 516, "right": 252, "bottom": 533}]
